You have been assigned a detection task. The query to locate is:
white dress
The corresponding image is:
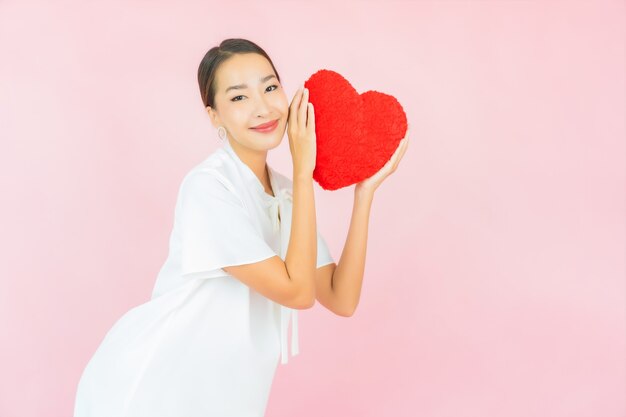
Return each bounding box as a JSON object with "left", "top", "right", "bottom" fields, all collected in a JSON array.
[{"left": 73, "top": 138, "right": 335, "bottom": 417}]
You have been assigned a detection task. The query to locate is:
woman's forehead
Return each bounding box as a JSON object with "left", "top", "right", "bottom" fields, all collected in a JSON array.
[{"left": 216, "top": 54, "right": 274, "bottom": 92}]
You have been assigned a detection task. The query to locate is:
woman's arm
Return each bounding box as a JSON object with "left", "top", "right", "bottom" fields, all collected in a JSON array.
[
  {"left": 285, "top": 173, "right": 318, "bottom": 306},
  {"left": 316, "top": 131, "right": 410, "bottom": 317},
  {"left": 223, "top": 87, "right": 320, "bottom": 310},
  {"left": 316, "top": 188, "right": 373, "bottom": 316}
]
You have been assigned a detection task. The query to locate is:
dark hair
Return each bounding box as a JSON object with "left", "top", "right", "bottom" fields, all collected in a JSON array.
[{"left": 197, "top": 38, "right": 282, "bottom": 111}]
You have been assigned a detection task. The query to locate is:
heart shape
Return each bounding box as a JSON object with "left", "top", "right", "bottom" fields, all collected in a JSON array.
[{"left": 304, "top": 69, "right": 407, "bottom": 190}]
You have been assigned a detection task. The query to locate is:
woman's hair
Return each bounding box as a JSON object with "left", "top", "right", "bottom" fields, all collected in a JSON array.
[{"left": 197, "top": 38, "right": 282, "bottom": 110}]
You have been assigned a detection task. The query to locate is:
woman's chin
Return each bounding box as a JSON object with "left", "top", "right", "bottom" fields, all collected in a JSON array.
[{"left": 244, "top": 132, "right": 283, "bottom": 152}]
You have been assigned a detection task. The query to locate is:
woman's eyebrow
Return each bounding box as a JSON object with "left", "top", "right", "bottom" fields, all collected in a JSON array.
[{"left": 225, "top": 74, "right": 277, "bottom": 94}]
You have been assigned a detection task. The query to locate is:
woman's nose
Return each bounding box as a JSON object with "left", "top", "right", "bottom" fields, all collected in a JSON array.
[{"left": 253, "top": 92, "right": 272, "bottom": 114}]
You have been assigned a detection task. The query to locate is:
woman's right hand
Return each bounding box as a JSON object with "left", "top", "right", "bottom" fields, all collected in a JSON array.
[{"left": 287, "top": 86, "right": 316, "bottom": 178}]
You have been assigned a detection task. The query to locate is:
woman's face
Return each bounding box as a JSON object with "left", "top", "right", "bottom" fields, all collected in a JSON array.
[{"left": 207, "top": 53, "right": 289, "bottom": 152}]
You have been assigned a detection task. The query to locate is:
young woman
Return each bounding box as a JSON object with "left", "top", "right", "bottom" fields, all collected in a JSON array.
[{"left": 73, "top": 38, "right": 409, "bottom": 417}]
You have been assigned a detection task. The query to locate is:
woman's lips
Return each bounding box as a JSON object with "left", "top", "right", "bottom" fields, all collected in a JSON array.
[{"left": 250, "top": 119, "right": 279, "bottom": 133}]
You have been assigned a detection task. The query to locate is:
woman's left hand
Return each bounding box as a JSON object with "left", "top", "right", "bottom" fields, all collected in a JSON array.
[{"left": 355, "top": 127, "right": 410, "bottom": 196}]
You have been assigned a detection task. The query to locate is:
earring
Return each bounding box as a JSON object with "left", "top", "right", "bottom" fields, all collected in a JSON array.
[{"left": 217, "top": 126, "right": 227, "bottom": 142}]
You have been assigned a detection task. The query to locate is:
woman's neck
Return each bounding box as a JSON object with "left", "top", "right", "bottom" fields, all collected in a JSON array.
[{"left": 228, "top": 139, "right": 272, "bottom": 195}]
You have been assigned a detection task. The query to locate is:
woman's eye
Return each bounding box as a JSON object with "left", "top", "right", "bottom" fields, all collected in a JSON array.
[{"left": 231, "top": 85, "right": 278, "bottom": 102}]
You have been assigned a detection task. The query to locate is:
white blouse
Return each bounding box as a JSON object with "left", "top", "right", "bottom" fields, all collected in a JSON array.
[{"left": 73, "top": 138, "right": 335, "bottom": 417}]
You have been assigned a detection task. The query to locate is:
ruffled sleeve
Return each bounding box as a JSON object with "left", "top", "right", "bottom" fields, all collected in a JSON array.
[{"left": 178, "top": 171, "right": 278, "bottom": 280}]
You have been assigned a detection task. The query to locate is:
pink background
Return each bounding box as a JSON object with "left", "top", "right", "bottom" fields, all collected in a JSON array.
[{"left": 1, "top": 1, "right": 624, "bottom": 416}]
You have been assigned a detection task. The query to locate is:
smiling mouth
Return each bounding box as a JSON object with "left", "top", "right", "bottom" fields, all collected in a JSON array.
[{"left": 250, "top": 119, "right": 279, "bottom": 130}]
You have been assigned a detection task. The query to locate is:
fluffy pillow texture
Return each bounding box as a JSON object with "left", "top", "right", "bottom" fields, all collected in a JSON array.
[{"left": 304, "top": 69, "right": 408, "bottom": 190}]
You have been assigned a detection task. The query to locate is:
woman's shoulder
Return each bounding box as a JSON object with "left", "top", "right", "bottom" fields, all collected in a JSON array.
[
  {"left": 181, "top": 168, "right": 227, "bottom": 192},
  {"left": 175, "top": 168, "right": 246, "bottom": 218},
  {"left": 180, "top": 148, "right": 238, "bottom": 193},
  {"left": 178, "top": 166, "right": 239, "bottom": 207}
]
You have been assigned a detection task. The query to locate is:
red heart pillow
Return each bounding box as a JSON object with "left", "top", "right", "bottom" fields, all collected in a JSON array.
[{"left": 304, "top": 69, "right": 408, "bottom": 190}]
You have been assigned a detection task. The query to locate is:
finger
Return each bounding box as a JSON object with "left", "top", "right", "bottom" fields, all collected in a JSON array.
[
  {"left": 383, "top": 135, "right": 407, "bottom": 171},
  {"left": 399, "top": 137, "right": 409, "bottom": 156},
  {"left": 394, "top": 139, "right": 408, "bottom": 168},
  {"left": 386, "top": 128, "right": 409, "bottom": 172},
  {"left": 391, "top": 138, "right": 404, "bottom": 160},
  {"left": 307, "top": 102, "right": 315, "bottom": 133},
  {"left": 392, "top": 129, "right": 408, "bottom": 154},
  {"left": 289, "top": 87, "right": 302, "bottom": 114},
  {"left": 389, "top": 145, "right": 401, "bottom": 171},
  {"left": 383, "top": 152, "right": 396, "bottom": 173},
  {"left": 288, "top": 87, "right": 304, "bottom": 131},
  {"left": 298, "top": 87, "right": 309, "bottom": 132},
  {"left": 394, "top": 129, "right": 409, "bottom": 158},
  {"left": 401, "top": 139, "right": 409, "bottom": 158},
  {"left": 390, "top": 138, "right": 407, "bottom": 171}
]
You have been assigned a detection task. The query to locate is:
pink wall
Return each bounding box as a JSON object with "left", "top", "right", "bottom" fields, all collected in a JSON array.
[{"left": 1, "top": 1, "right": 624, "bottom": 416}]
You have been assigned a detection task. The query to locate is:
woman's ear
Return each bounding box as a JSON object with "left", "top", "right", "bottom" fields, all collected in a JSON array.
[{"left": 206, "top": 106, "right": 220, "bottom": 129}]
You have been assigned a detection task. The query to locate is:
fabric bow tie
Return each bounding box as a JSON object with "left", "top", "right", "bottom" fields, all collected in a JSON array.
[
  {"left": 264, "top": 188, "right": 293, "bottom": 233},
  {"left": 263, "top": 188, "right": 300, "bottom": 364}
]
